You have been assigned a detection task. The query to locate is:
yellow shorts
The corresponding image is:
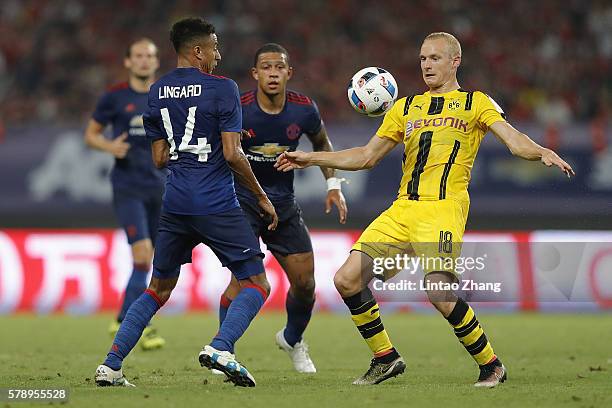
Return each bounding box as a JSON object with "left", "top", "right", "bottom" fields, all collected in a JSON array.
[{"left": 352, "top": 198, "right": 468, "bottom": 276}]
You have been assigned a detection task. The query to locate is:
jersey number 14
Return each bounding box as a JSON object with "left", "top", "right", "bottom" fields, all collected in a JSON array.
[{"left": 160, "top": 106, "right": 211, "bottom": 162}]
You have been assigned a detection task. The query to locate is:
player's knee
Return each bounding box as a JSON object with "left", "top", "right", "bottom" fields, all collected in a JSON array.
[
  {"left": 242, "top": 273, "right": 271, "bottom": 297},
  {"left": 230, "top": 256, "right": 270, "bottom": 296},
  {"left": 425, "top": 272, "right": 458, "bottom": 317},
  {"left": 133, "top": 261, "right": 151, "bottom": 272},
  {"left": 333, "top": 270, "right": 360, "bottom": 297},
  {"left": 427, "top": 297, "right": 456, "bottom": 317},
  {"left": 147, "top": 267, "right": 180, "bottom": 305},
  {"left": 226, "top": 276, "right": 241, "bottom": 292},
  {"left": 132, "top": 251, "right": 152, "bottom": 268},
  {"left": 291, "top": 277, "right": 315, "bottom": 301},
  {"left": 147, "top": 280, "right": 177, "bottom": 305},
  {"left": 132, "top": 241, "right": 154, "bottom": 266},
  {"left": 152, "top": 288, "right": 172, "bottom": 305}
]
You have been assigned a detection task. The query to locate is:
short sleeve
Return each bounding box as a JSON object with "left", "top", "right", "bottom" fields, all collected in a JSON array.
[
  {"left": 218, "top": 80, "right": 242, "bottom": 132},
  {"left": 303, "top": 100, "right": 323, "bottom": 135},
  {"left": 143, "top": 87, "right": 164, "bottom": 141},
  {"left": 376, "top": 97, "right": 405, "bottom": 143},
  {"left": 476, "top": 92, "right": 506, "bottom": 130},
  {"left": 91, "top": 92, "right": 115, "bottom": 126}
]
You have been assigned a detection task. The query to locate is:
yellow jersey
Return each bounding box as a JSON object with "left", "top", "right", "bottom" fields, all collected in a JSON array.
[{"left": 377, "top": 89, "right": 506, "bottom": 203}]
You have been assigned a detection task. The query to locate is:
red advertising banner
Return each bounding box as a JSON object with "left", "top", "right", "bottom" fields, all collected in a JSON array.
[{"left": 0, "top": 230, "right": 610, "bottom": 314}]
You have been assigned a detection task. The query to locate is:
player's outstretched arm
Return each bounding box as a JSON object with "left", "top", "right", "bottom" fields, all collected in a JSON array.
[
  {"left": 275, "top": 135, "right": 398, "bottom": 172},
  {"left": 490, "top": 121, "right": 575, "bottom": 178},
  {"left": 306, "top": 125, "right": 337, "bottom": 179},
  {"left": 84, "top": 119, "right": 130, "bottom": 159},
  {"left": 307, "top": 125, "right": 348, "bottom": 224},
  {"left": 222, "top": 131, "right": 278, "bottom": 230}
]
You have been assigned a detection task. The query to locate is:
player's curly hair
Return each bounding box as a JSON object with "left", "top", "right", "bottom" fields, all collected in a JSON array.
[{"left": 170, "top": 17, "right": 216, "bottom": 53}]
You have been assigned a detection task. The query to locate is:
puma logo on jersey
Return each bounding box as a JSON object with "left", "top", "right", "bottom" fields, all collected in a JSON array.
[{"left": 414, "top": 104, "right": 423, "bottom": 110}]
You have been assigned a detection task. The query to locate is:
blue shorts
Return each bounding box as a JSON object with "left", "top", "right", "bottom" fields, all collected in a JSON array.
[
  {"left": 239, "top": 198, "right": 313, "bottom": 256},
  {"left": 152, "top": 207, "right": 264, "bottom": 280},
  {"left": 113, "top": 187, "right": 163, "bottom": 245}
]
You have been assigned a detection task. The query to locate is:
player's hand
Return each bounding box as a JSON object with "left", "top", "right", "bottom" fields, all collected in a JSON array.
[
  {"left": 325, "top": 189, "right": 347, "bottom": 224},
  {"left": 541, "top": 148, "right": 575, "bottom": 178},
  {"left": 240, "top": 129, "right": 254, "bottom": 140},
  {"left": 275, "top": 151, "right": 312, "bottom": 172},
  {"left": 109, "top": 132, "right": 130, "bottom": 159},
  {"left": 257, "top": 195, "right": 278, "bottom": 231}
]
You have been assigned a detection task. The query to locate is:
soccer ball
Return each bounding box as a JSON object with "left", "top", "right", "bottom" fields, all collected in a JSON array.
[{"left": 347, "top": 67, "right": 398, "bottom": 117}]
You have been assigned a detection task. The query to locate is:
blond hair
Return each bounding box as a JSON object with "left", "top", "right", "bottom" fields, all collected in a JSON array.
[{"left": 424, "top": 32, "right": 462, "bottom": 58}]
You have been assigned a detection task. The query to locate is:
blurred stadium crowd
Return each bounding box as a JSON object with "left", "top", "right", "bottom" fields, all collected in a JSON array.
[{"left": 0, "top": 0, "right": 610, "bottom": 132}]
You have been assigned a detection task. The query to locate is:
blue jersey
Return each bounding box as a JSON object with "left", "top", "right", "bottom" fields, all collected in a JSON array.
[
  {"left": 92, "top": 82, "right": 167, "bottom": 191},
  {"left": 237, "top": 90, "right": 323, "bottom": 203},
  {"left": 143, "top": 67, "right": 242, "bottom": 216}
]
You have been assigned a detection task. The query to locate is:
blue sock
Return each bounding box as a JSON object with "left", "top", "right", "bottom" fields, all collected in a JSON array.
[
  {"left": 210, "top": 284, "right": 267, "bottom": 354},
  {"left": 117, "top": 266, "right": 149, "bottom": 322},
  {"left": 218, "top": 294, "right": 232, "bottom": 326},
  {"left": 283, "top": 291, "right": 315, "bottom": 346},
  {"left": 104, "top": 290, "right": 162, "bottom": 370}
]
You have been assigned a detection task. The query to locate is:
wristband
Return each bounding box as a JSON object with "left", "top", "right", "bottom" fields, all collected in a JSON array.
[{"left": 326, "top": 177, "right": 345, "bottom": 191}]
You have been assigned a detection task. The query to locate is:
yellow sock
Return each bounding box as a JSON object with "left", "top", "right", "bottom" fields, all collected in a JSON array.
[
  {"left": 447, "top": 298, "right": 496, "bottom": 365},
  {"left": 342, "top": 288, "right": 395, "bottom": 356}
]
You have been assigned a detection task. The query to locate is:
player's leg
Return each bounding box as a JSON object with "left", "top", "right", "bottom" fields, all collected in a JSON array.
[
  {"left": 218, "top": 198, "right": 263, "bottom": 327},
  {"left": 219, "top": 275, "right": 240, "bottom": 325},
  {"left": 209, "top": 262, "right": 270, "bottom": 354},
  {"left": 334, "top": 249, "right": 405, "bottom": 385},
  {"left": 96, "top": 269, "right": 179, "bottom": 387},
  {"left": 99, "top": 273, "right": 179, "bottom": 383},
  {"left": 95, "top": 212, "right": 195, "bottom": 386},
  {"left": 271, "top": 251, "right": 317, "bottom": 373},
  {"left": 273, "top": 251, "right": 315, "bottom": 343},
  {"left": 135, "top": 191, "right": 166, "bottom": 350},
  {"left": 110, "top": 192, "right": 155, "bottom": 333},
  {"left": 418, "top": 200, "right": 506, "bottom": 388},
  {"left": 195, "top": 208, "right": 269, "bottom": 386},
  {"left": 200, "top": 257, "right": 268, "bottom": 387},
  {"left": 425, "top": 271, "right": 506, "bottom": 387},
  {"left": 115, "top": 239, "right": 153, "bottom": 323},
  {"left": 262, "top": 200, "right": 317, "bottom": 372},
  {"left": 336, "top": 202, "right": 412, "bottom": 385}
]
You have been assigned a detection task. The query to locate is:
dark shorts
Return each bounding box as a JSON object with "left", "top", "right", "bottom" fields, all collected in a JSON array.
[
  {"left": 113, "top": 187, "right": 163, "bottom": 245},
  {"left": 239, "top": 198, "right": 313, "bottom": 256},
  {"left": 152, "top": 207, "right": 264, "bottom": 280}
]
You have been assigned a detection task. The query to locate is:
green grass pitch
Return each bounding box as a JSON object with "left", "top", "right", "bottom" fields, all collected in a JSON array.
[{"left": 0, "top": 312, "right": 610, "bottom": 408}]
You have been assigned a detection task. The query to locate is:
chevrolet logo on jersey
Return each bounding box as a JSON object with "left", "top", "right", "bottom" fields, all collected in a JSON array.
[
  {"left": 248, "top": 143, "right": 290, "bottom": 158},
  {"left": 129, "top": 115, "right": 144, "bottom": 127},
  {"left": 128, "top": 115, "right": 146, "bottom": 136}
]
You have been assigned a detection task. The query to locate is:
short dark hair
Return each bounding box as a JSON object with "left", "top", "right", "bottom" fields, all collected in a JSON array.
[
  {"left": 170, "top": 17, "right": 216, "bottom": 53},
  {"left": 125, "top": 37, "right": 156, "bottom": 58},
  {"left": 253, "top": 43, "right": 290, "bottom": 67}
]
